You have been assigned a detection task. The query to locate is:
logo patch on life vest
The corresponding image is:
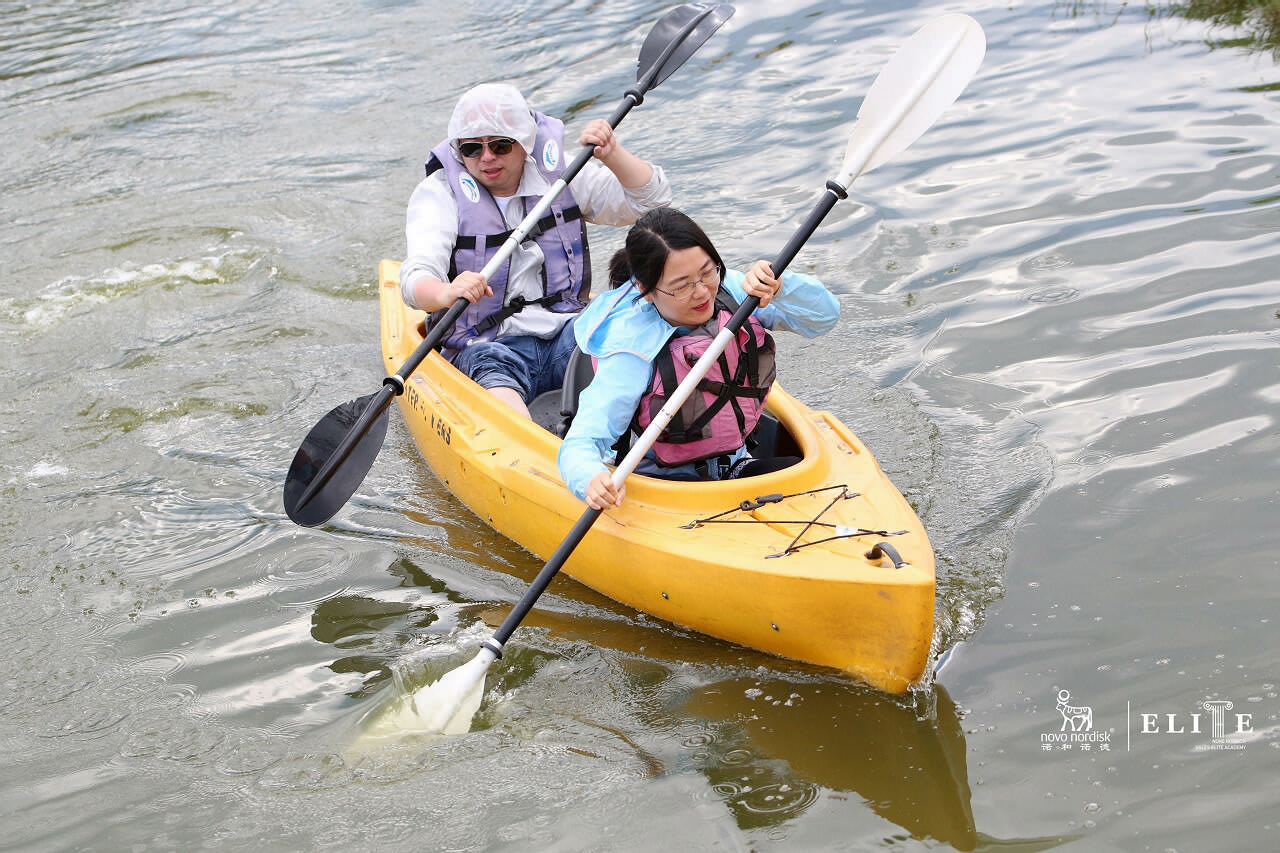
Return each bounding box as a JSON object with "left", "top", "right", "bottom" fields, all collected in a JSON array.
[
  {"left": 541, "top": 139, "right": 560, "bottom": 172},
  {"left": 457, "top": 173, "right": 481, "bottom": 204}
]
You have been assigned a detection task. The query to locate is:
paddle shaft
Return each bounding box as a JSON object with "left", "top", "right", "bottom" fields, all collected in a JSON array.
[
  {"left": 621, "top": 16, "right": 985, "bottom": 482},
  {"left": 483, "top": 11, "right": 988, "bottom": 655},
  {"left": 484, "top": 182, "right": 846, "bottom": 650},
  {"left": 291, "top": 5, "right": 726, "bottom": 518}
]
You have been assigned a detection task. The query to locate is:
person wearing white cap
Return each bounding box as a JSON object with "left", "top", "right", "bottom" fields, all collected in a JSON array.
[{"left": 400, "top": 83, "right": 672, "bottom": 418}]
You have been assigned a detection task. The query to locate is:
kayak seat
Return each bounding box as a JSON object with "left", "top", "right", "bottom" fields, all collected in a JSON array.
[
  {"left": 747, "top": 408, "right": 803, "bottom": 461},
  {"left": 529, "top": 346, "right": 595, "bottom": 437},
  {"left": 559, "top": 345, "right": 596, "bottom": 424}
]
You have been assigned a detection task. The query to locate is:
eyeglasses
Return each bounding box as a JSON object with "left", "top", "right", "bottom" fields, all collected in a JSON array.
[
  {"left": 653, "top": 262, "right": 723, "bottom": 301},
  {"left": 457, "top": 137, "right": 517, "bottom": 159}
]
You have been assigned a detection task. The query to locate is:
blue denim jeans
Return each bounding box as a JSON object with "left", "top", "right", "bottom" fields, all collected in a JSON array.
[{"left": 451, "top": 320, "right": 579, "bottom": 403}]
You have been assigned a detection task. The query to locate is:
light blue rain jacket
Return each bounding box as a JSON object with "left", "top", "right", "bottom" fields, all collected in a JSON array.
[{"left": 556, "top": 267, "right": 839, "bottom": 501}]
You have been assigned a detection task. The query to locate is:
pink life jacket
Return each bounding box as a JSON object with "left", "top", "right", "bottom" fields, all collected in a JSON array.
[{"left": 633, "top": 289, "right": 776, "bottom": 467}]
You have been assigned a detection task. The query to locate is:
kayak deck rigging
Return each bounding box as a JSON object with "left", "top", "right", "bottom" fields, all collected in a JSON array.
[{"left": 678, "top": 484, "right": 909, "bottom": 560}]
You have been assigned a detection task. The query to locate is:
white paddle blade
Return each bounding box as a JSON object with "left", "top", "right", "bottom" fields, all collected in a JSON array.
[
  {"left": 839, "top": 13, "right": 986, "bottom": 184},
  {"left": 359, "top": 647, "right": 495, "bottom": 739}
]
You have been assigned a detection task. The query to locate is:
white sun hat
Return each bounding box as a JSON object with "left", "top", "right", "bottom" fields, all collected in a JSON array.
[{"left": 447, "top": 83, "right": 539, "bottom": 158}]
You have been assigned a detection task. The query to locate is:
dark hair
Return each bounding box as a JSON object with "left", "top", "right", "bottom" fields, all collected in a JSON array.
[{"left": 608, "top": 207, "right": 725, "bottom": 293}]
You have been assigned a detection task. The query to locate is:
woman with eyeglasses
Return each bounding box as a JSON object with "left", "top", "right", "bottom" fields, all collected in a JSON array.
[
  {"left": 558, "top": 208, "right": 840, "bottom": 510},
  {"left": 400, "top": 83, "right": 672, "bottom": 419}
]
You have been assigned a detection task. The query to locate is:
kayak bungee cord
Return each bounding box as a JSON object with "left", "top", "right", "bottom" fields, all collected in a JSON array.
[
  {"left": 679, "top": 484, "right": 857, "bottom": 527},
  {"left": 678, "top": 484, "right": 908, "bottom": 559}
]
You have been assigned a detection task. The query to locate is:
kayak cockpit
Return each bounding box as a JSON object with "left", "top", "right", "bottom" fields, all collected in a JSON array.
[{"left": 528, "top": 346, "right": 804, "bottom": 469}]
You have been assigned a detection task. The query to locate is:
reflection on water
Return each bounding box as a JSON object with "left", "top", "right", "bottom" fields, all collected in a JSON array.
[
  {"left": 683, "top": 678, "right": 1073, "bottom": 850},
  {"left": 311, "top": 591, "right": 440, "bottom": 697},
  {"left": 307, "top": 582, "right": 1064, "bottom": 848},
  {"left": 688, "top": 678, "right": 975, "bottom": 839},
  {"left": 307, "top": 553, "right": 500, "bottom": 702},
  {"left": 314, "top": 567, "right": 1075, "bottom": 848}
]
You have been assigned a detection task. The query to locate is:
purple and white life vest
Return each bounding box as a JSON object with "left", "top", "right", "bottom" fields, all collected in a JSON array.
[
  {"left": 634, "top": 290, "right": 777, "bottom": 467},
  {"left": 425, "top": 112, "right": 590, "bottom": 355}
]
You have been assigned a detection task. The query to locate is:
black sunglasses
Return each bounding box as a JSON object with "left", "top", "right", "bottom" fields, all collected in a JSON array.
[{"left": 457, "top": 137, "right": 517, "bottom": 159}]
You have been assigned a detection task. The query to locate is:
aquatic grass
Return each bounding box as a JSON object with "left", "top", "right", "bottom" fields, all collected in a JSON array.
[
  {"left": 1056, "top": 1, "right": 1280, "bottom": 54},
  {"left": 1178, "top": 0, "right": 1280, "bottom": 54}
]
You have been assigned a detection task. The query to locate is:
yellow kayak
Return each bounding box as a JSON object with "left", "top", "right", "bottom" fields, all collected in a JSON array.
[{"left": 378, "top": 259, "right": 936, "bottom": 693}]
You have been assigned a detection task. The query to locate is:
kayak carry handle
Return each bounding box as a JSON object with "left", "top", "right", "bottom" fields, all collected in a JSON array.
[{"left": 866, "top": 541, "right": 908, "bottom": 569}]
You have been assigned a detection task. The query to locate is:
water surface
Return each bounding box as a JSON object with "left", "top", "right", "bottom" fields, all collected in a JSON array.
[{"left": 2, "top": 0, "right": 1277, "bottom": 850}]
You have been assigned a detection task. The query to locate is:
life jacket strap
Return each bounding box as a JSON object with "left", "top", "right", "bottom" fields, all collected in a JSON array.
[
  {"left": 678, "top": 328, "right": 763, "bottom": 440},
  {"left": 453, "top": 206, "right": 583, "bottom": 251},
  {"left": 470, "top": 292, "right": 563, "bottom": 335}
]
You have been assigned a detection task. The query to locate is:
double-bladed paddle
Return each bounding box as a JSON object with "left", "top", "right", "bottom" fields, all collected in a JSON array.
[
  {"left": 284, "top": 2, "right": 735, "bottom": 527},
  {"left": 359, "top": 13, "right": 987, "bottom": 740}
]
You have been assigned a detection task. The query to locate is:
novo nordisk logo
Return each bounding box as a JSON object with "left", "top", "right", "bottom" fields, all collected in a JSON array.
[
  {"left": 1041, "top": 690, "right": 1113, "bottom": 751},
  {"left": 1042, "top": 689, "right": 1254, "bottom": 753}
]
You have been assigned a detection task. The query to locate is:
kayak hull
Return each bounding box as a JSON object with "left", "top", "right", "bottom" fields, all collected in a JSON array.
[{"left": 378, "top": 260, "right": 935, "bottom": 693}]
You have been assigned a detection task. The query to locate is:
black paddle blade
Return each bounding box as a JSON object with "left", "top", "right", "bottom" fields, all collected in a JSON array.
[
  {"left": 284, "top": 393, "right": 389, "bottom": 527},
  {"left": 638, "top": 3, "right": 735, "bottom": 90}
]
